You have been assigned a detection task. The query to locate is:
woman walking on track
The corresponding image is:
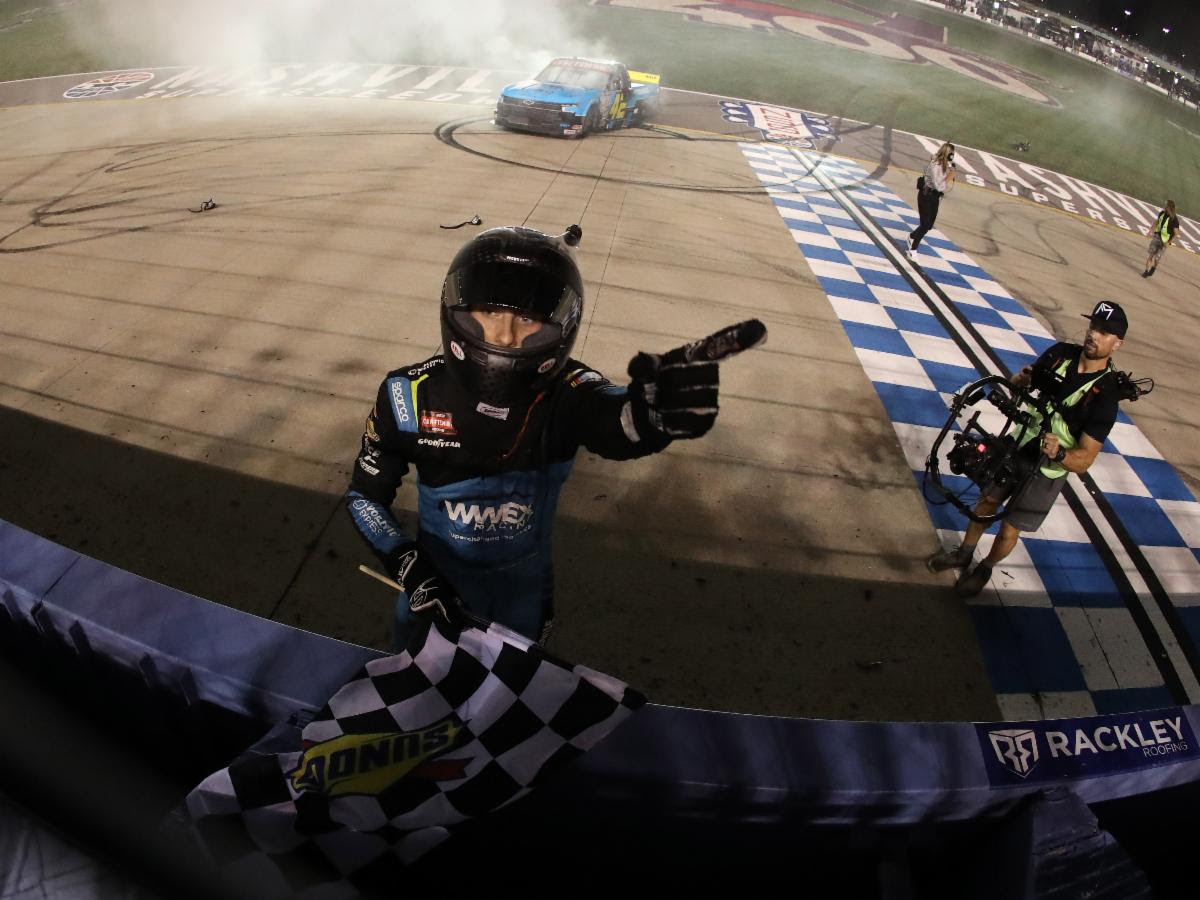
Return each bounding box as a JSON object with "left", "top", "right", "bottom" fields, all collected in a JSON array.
[{"left": 907, "top": 142, "right": 956, "bottom": 260}]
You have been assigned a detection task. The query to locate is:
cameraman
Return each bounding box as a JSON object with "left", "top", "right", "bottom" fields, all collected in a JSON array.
[{"left": 927, "top": 301, "right": 1128, "bottom": 597}]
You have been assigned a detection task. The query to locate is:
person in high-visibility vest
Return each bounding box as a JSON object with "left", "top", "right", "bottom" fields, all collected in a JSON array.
[
  {"left": 927, "top": 301, "right": 1129, "bottom": 597},
  {"left": 1143, "top": 200, "right": 1178, "bottom": 278}
]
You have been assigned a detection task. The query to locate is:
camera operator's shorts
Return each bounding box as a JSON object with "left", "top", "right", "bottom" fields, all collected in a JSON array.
[
  {"left": 1148, "top": 235, "right": 1167, "bottom": 261},
  {"left": 985, "top": 469, "right": 1067, "bottom": 532}
]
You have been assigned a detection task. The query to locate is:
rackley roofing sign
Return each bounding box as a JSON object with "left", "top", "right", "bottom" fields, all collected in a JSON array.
[{"left": 977, "top": 707, "right": 1198, "bottom": 786}]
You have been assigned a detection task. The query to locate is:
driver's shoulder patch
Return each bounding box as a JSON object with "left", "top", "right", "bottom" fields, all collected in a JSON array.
[{"left": 385, "top": 376, "right": 419, "bottom": 433}]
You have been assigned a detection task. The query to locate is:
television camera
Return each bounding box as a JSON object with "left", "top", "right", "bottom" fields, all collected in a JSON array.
[{"left": 923, "top": 362, "right": 1152, "bottom": 524}]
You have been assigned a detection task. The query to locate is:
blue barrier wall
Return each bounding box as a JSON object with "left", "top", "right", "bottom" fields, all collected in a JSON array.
[{"left": 2, "top": 518, "right": 1196, "bottom": 894}]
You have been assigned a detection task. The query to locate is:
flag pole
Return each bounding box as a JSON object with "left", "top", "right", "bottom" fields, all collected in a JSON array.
[{"left": 358, "top": 564, "right": 402, "bottom": 591}]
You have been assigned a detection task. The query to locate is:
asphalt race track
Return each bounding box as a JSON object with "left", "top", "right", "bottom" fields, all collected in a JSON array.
[{"left": 2, "top": 77, "right": 1199, "bottom": 722}]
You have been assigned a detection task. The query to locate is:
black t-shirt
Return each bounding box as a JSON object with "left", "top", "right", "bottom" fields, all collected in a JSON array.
[
  {"left": 1032, "top": 342, "right": 1120, "bottom": 445},
  {"left": 1156, "top": 210, "right": 1179, "bottom": 239}
]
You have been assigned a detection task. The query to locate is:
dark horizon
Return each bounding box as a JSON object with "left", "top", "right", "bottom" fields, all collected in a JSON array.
[{"left": 1023, "top": 0, "right": 1199, "bottom": 65}]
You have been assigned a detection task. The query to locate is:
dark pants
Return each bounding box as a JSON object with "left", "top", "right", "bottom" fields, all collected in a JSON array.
[{"left": 910, "top": 189, "right": 941, "bottom": 249}]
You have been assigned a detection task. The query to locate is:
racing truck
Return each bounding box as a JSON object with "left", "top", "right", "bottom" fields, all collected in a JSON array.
[{"left": 494, "top": 57, "right": 660, "bottom": 138}]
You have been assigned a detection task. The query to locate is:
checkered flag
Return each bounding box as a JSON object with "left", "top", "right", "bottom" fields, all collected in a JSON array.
[{"left": 184, "top": 616, "right": 644, "bottom": 896}]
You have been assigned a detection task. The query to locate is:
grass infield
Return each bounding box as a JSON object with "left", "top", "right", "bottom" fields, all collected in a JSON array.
[{"left": 1, "top": 0, "right": 1195, "bottom": 211}]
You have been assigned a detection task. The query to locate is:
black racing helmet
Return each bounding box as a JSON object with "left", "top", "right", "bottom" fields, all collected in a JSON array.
[{"left": 440, "top": 225, "right": 584, "bottom": 406}]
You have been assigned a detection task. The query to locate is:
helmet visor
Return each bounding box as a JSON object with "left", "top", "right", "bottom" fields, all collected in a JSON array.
[
  {"left": 444, "top": 260, "right": 579, "bottom": 321},
  {"left": 443, "top": 261, "right": 580, "bottom": 352}
]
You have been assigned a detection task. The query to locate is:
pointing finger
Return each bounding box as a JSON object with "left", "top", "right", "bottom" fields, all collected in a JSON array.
[{"left": 681, "top": 318, "right": 767, "bottom": 364}]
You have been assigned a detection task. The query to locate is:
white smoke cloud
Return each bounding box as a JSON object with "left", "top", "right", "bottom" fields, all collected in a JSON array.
[{"left": 59, "top": 0, "right": 613, "bottom": 75}]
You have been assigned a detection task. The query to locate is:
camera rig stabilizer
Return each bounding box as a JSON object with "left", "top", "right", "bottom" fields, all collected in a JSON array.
[{"left": 922, "top": 365, "right": 1153, "bottom": 524}]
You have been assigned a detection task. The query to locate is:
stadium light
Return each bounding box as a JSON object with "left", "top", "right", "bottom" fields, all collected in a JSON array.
[{"left": 1163, "top": 27, "right": 1172, "bottom": 35}]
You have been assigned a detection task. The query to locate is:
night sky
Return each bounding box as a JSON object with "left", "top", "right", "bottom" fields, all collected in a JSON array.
[{"left": 1029, "top": 1, "right": 1200, "bottom": 60}]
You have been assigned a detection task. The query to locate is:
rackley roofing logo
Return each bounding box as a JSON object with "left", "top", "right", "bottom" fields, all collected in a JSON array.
[
  {"left": 988, "top": 728, "right": 1039, "bottom": 778},
  {"left": 977, "top": 709, "right": 1197, "bottom": 785}
]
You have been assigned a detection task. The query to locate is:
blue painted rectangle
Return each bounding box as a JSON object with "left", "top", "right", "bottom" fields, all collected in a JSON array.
[
  {"left": 994, "top": 349, "right": 1038, "bottom": 378},
  {"left": 888, "top": 307, "right": 945, "bottom": 338},
  {"left": 859, "top": 268, "right": 912, "bottom": 292},
  {"left": 925, "top": 499, "right": 970, "bottom": 532},
  {"left": 796, "top": 243, "right": 851, "bottom": 264},
  {"left": 807, "top": 193, "right": 843, "bottom": 210},
  {"left": 979, "top": 292, "right": 1026, "bottom": 315},
  {"left": 1021, "top": 539, "right": 1122, "bottom": 608},
  {"left": 780, "top": 215, "right": 827, "bottom": 235},
  {"left": 925, "top": 268, "right": 974, "bottom": 290},
  {"left": 850, "top": 197, "right": 890, "bottom": 212},
  {"left": 975, "top": 707, "right": 1197, "bottom": 786},
  {"left": 919, "top": 360, "right": 981, "bottom": 395},
  {"left": 951, "top": 262, "right": 992, "bottom": 282},
  {"left": 1123, "top": 457, "right": 1196, "bottom": 503},
  {"left": 817, "top": 211, "right": 855, "bottom": 227},
  {"left": 917, "top": 472, "right": 990, "bottom": 532},
  {"left": 841, "top": 320, "right": 910, "bottom": 355},
  {"left": 873, "top": 381, "right": 954, "bottom": 428},
  {"left": 1104, "top": 495, "right": 1187, "bottom": 548},
  {"left": 817, "top": 277, "right": 877, "bottom": 302},
  {"left": 969, "top": 606, "right": 1088, "bottom": 695},
  {"left": 1023, "top": 334, "right": 1057, "bottom": 358},
  {"left": 958, "top": 304, "right": 1010, "bottom": 329},
  {"left": 771, "top": 196, "right": 816, "bottom": 214},
  {"left": 838, "top": 239, "right": 886, "bottom": 258}
]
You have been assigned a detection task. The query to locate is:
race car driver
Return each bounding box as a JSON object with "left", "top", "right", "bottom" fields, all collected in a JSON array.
[{"left": 346, "top": 224, "right": 765, "bottom": 648}]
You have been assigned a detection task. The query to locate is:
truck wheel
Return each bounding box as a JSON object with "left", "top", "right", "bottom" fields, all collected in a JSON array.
[{"left": 583, "top": 105, "right": 601, "bottom": 136}]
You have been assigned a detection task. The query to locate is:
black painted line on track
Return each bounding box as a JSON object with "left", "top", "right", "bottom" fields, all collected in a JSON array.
[{"left": 793, "top": 148, "right": 1198, "bottom": 706}]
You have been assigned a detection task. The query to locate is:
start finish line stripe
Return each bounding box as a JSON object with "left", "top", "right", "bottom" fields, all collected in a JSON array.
[{"left": 739, "top": 141, "right": 1200, "bottom": 721}]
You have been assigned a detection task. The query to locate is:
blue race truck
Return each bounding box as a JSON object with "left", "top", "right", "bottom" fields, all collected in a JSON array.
[{"left": 495, "top": 57, "right": 660, "bottom": 138}]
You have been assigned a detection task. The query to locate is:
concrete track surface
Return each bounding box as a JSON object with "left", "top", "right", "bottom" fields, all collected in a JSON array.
[{"left": 2, "top": 94, "right": 1197, "bottom": 721}]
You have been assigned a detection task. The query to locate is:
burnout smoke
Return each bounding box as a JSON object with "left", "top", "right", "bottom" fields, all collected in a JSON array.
[{"left": 57, "top": 0, "right": 613, "bottom": 74}]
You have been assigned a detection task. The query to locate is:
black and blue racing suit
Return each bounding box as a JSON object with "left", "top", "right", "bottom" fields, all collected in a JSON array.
[{"left": 346, "top": 354, "right": 669, "bottom": 645}]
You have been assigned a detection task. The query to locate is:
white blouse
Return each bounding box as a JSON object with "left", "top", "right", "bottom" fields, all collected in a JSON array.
[{"left": 923, "top": 158, "right": 952, "bottom": 194}]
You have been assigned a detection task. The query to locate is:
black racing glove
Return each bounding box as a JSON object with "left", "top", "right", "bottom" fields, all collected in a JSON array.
[
  {"left": 386, "top": 541, "right": 463, "bottom": 625},
  {"left": 627, "top": 319, "right": 767, "bottom": 440}
]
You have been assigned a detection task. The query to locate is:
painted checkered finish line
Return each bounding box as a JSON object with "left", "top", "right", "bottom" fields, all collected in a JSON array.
[{"left": 740, "top": 142, "right": 1200, "bottom": 722}]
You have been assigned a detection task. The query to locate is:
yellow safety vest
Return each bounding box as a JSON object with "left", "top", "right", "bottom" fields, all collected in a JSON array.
[
  {"left": 1156, "top": 212, "right": 1173, "bottom": 244},
  {"left": 1017, "top": 358, "right": 1111, "bottom": 478}
]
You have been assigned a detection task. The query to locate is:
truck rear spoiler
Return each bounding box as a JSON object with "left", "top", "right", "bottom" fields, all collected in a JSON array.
[{"left": 629, "top": 70, "right": 661, "bottom": 85}]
